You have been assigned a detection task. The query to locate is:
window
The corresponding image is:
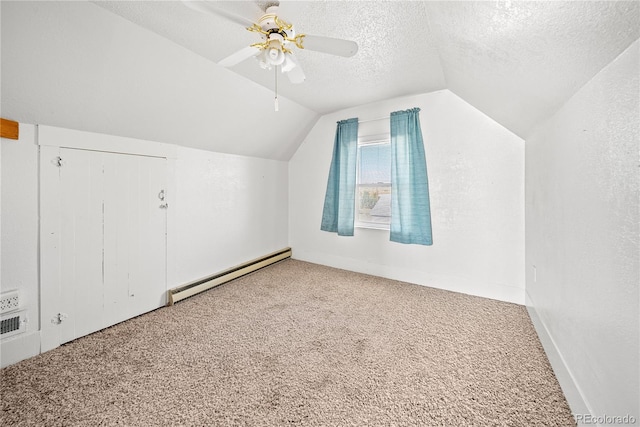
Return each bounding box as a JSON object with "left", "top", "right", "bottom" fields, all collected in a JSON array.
[
  {"left": 356, "top": 136, "right": 391, "bottom": 229},
  {"left": 321, "top": 108, "right": 431, "bottom": 244}
]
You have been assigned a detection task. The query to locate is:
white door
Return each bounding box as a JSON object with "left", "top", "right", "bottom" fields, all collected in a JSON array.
[{"left": 58, "top": 148, "right": 167, "bottom": 343}]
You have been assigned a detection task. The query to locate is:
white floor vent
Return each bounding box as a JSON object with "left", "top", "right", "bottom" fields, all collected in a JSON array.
[
  {"left": 1, "top": 290, "right": 20, "bottom": 314},
  {"left": 1, "top": 310, "right": 27, "bottom": 339}
]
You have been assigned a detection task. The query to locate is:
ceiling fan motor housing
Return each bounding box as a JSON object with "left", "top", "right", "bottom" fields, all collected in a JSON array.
[
  {"left": 259, "top": 6, "right": 295, "bottom": 40},
  {"left": 255, "top": 5, "right": 296, "bottom": 68}
]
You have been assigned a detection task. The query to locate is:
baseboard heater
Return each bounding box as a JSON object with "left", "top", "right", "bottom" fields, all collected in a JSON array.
[{"left": 167, "top": 247, "right": 292, "bottom": 305}]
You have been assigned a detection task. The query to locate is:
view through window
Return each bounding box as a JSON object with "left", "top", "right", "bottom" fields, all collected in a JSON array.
[{"left": 356, "top": 141, "right": 391, "bottom": 228}]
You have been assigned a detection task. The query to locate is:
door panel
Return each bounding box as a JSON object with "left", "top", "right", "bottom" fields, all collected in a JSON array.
[
  {"left": 59, "top": 149, "right": 105, "bottom": 343},
  {"left": 103, "top": 152, "right": 167, "bottom": 325},
  {"left": 131, "top": 154, "right": 167, "bottom": 312},
  {"left": 103, "top": 152, "right": 133, "bottom": 326},
  {"left": 59, "top": 148, "right": 166, "bottom": 343}
]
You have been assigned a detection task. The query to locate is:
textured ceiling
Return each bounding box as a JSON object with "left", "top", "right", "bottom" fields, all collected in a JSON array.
[
  {"left": 94, "top": 0, "right": 640, "bottom": 138},
  {"left": 428, "top": 0, "right": 640, "bottom": 138},
  {"left": 95, "top": 1, "right": 447, "bottom": 115},
  {"left": 2, "top": 1, "right": 639, "bottom": 160}
]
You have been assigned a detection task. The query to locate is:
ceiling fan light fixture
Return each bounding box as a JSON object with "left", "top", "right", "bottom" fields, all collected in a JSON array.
[
  {"left": 268, "top": 47, "right": 285, "bottom": 65},
  {"left": 254, "top": 39, "right": 286, "bottom": 68},
  {"left": 257, "top": 49, "right": 269, "bottom": 69},
  {"left": 281, "top": 53, "right": 295, "bottom": 73}
]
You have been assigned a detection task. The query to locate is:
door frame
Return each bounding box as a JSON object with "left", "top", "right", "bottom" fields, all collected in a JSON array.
[{"left": 38, "top": 125, "right": 177, "bottom": 352}]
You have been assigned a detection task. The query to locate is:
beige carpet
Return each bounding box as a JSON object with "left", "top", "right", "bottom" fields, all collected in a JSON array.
[{"left": 1, "top": 259, "right": 574, "bottom": 426}]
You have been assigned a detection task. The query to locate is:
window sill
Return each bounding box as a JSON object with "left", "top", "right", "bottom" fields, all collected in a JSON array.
[{"left": 355, "top": 222, "right": 390, "bottom": 231}]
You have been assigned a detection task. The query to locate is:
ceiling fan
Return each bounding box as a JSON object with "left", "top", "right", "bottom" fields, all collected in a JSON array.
[{"left": 182, "top": 0, "right": 359, "bottom": 86}]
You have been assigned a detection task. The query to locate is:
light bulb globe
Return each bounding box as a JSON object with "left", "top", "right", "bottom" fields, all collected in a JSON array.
[{"left": 269, "top": 48, "right": 285, "bottom": 66}]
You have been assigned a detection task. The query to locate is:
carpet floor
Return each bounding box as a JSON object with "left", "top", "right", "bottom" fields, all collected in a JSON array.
[{"left": 1, "top": 259, "right": 574, "bottom": 426}]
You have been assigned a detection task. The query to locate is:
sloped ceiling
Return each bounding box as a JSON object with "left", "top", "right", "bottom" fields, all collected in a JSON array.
[
  {"left": 429, "top": 0, "right": 640, "bottom": 138},
  {"left": 2, "top": 1, "right": 639, "bottom": 160},
  {"left": 1, "top": 1, "right": 318, "bottom": 160}
]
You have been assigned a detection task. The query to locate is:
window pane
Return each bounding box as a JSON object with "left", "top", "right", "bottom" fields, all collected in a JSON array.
[{"left": 357, "top": 143, "right": 391, "bottom": 226}]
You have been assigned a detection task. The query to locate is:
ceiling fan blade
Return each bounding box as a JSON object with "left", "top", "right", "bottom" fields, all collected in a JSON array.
[
  {"left": 300, "top": 34, "right": 358, "bottom": 57},
  {"left": 218, "top": 46, "right": 261, "bottom": 68},
  {"left": 285, "top": 54, "right": 306, "bottom": 84},
  {"left": 182, "top": 1, "right": 256, "bottom": 27}
]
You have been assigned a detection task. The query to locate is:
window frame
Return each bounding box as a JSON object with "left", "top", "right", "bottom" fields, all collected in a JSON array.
[{"left": 355, "top": 133, "right": 392, "bottom": 231}]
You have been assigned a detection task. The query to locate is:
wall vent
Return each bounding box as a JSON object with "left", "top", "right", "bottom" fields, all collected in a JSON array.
[
  {"left": 0, "top": 290, "right": 20, "bottom": 314},
  {"left": 1, "top": 310, "right": 27, "bottom": 339}
]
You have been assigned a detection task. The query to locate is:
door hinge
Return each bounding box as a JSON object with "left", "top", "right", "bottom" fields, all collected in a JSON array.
[
  {"left": 51, "top": 312, "right": 68, "bottom": 324},
  {"left": 159, "top": 189, "right": 168, "bottom": 208}
]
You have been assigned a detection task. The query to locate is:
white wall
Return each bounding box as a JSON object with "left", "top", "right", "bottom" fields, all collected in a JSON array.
[
  {"left": 289, "top": 90, "right": 525, "bottom": 304},
  {"left": 1, "top": 124, "right": 289, "bottom": 367},
  {"left": 0, "top": 124, "right": 41, "bottom": 366},
  {"left": 525, "top": 39, "right": 639, "bottom": 421},
  {"left": 174, "top": 146, "right": 288, "bottom": 285}
]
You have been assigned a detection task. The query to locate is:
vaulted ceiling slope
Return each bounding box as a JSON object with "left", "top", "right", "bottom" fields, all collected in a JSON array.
[
  {"left": 1, "top": 1, "right": 317, "bottom": 160},
  {"left": 2, "top": 1, "right": 639, "bottom": 160}
]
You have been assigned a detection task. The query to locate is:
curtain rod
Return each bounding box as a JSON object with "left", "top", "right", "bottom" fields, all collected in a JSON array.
[{"left": 358, "top": 115, "right": 389, "bottom": 124}]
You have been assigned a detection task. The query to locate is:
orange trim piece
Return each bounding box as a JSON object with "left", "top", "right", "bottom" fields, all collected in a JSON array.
[{"left": 0, "top": 118, "right": 19, "bottom": 140}]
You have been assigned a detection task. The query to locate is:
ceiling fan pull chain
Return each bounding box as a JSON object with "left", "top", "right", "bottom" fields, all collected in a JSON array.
[{"left": 274, "top": 65, "right": 279, "bottom": 112}]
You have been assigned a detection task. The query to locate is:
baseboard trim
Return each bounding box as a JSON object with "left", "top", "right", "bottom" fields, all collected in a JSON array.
[
  {"left": 292, "top": 250, "right": 525, "bottom": 304},
  {"left": 168, "top": 248, "right": 292, "bottom": 305},
  {"left": 525, "top": 292, "right": 592, "bottom": 422},
  {"left": 0, "top": 331, "right": 41, "bottom": 368}
]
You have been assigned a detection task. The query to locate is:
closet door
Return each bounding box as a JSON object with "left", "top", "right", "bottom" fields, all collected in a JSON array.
[
  {"left": 103, "top": 151, "right": 167, "bottom": 326},
  {"left": 58, "top": 148, "right": 167, "bottom": 344},
  {"left": 59, "top": 149, "right": 106, "bottom": 343}
]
